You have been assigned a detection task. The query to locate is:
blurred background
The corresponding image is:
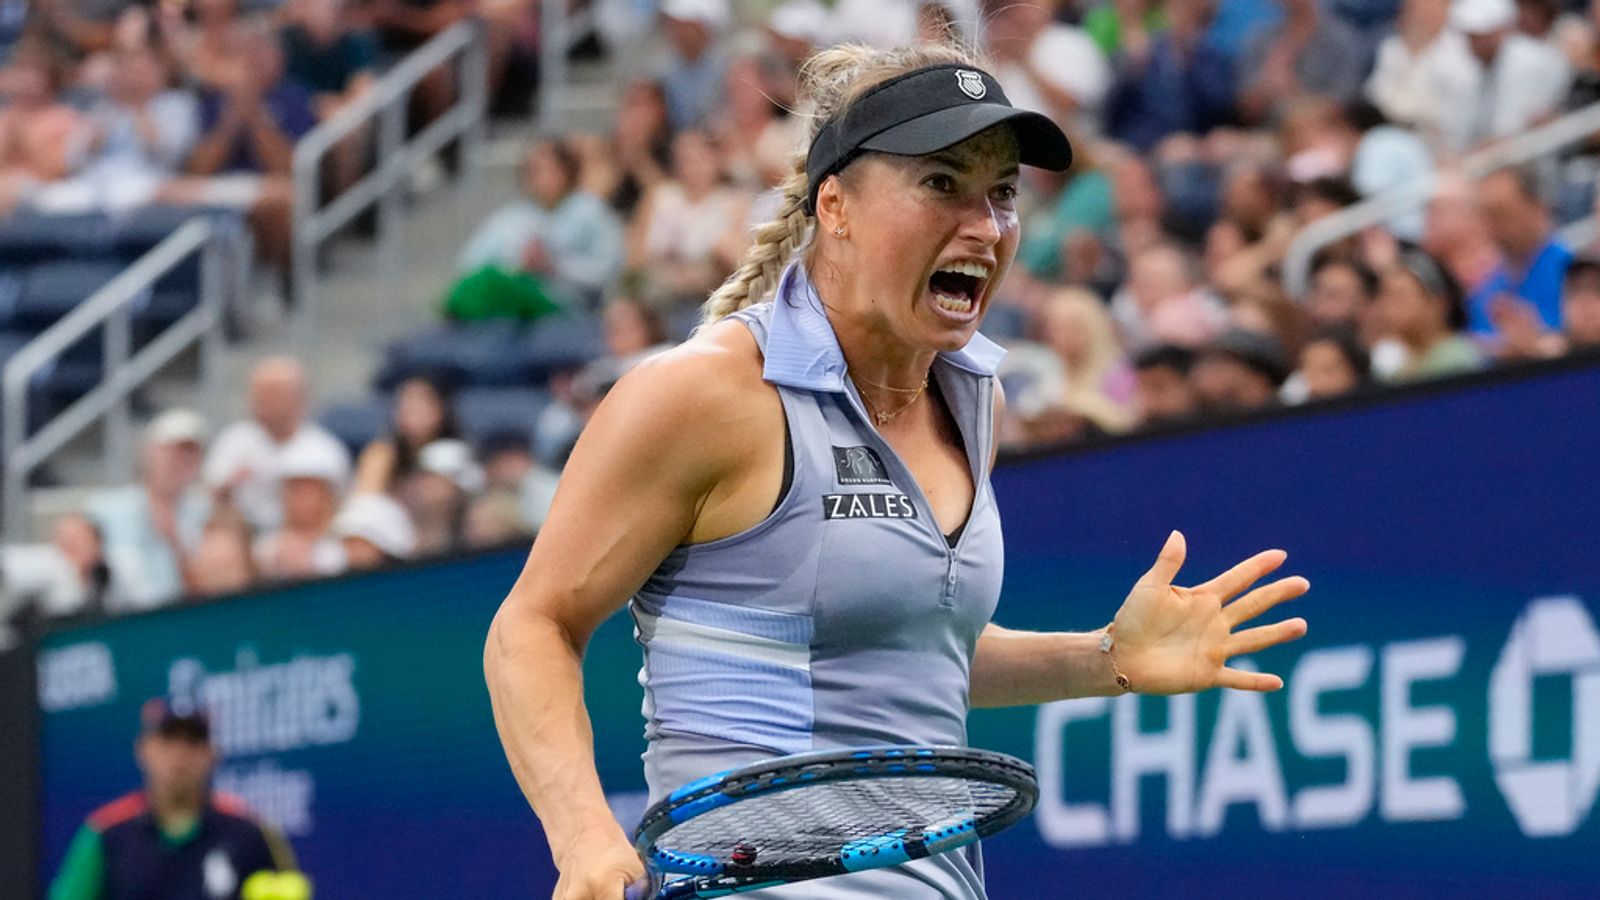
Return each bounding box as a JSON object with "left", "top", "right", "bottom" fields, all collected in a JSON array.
[{"left": 0, "top": 0, "right": 1597, "bottom": 896}]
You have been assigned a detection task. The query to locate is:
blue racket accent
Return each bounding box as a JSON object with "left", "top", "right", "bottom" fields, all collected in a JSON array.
[
  {"left": 649, "top": 847, "right": 724, "bottom": 875},
  {"left": 670, "top": 790, "right": 735, "bottom": 823},
  {"left": 839, "top": 831, "right": 911, "bottom": 871}
]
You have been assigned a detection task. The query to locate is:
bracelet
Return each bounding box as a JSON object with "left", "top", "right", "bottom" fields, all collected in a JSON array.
[{"left": 1099, "top": 624, "right": 1133, "bottom": 693}]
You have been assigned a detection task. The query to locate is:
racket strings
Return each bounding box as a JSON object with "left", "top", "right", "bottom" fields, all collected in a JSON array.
[{"left": 657, "top": 776, "right": 1018, "bottom": 867}]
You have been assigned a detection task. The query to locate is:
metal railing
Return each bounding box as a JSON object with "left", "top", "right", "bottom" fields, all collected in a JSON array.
[
  {"left": 536, "top": 0, "right": 597, "bottom": 135},
  {"left": 290, "top": 18, "right": 489, "bottom": 351},
  {"left": 2, "top": 218, "right": 232, "bottom": 540},
  {"left": 1283, "top": 101, "right": 1600, "bottom": 297}
]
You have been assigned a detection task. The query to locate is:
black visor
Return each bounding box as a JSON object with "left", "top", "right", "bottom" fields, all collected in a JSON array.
[{"left": 804, "top": 63, "right": 1073, "bottom": 214}]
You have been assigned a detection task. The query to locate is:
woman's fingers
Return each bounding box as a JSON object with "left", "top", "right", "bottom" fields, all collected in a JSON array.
[
  {"left": 1216, "top": 667, "right": 1285, "bottom": 692},
  {"left": 1194, "top": 548, "right": 1288, "bottom": 600},
  {"left": 1226, "top": 617, "right": 1309, "bottom": 657},
  {"left": 1223, "top": 575, "right": 1310, "bottom": 627}
]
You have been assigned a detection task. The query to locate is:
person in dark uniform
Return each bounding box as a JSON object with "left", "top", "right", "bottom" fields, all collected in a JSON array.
[{"left": 49, "top": 698, "right": 308, "bottom": 900}]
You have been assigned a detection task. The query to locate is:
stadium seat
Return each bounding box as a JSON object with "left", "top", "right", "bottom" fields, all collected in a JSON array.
[
  {"left": 14, "top": 260, "right": 131, "bottom": 331},
  {"left": 318, "top": 396, "right": 392, "bottom": 456},
  {"left": 513, "top": 315, "right": 604, "bottom": 384},
  {"left": 454, "top": 386, "right": 553, "bottom": 445},
  {"left": 374, "top": 322, "right": 527, "bottom": 390},
  {"left": 0, "top": 211, "right": 115, "bottom": 264}
]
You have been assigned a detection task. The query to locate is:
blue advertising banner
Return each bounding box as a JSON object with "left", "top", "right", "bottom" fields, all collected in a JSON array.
[{"left": 35, "top": 362, "right": 1600, "bottom": 899}]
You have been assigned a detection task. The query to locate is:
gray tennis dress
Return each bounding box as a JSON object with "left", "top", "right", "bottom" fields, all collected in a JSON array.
[{"left": 631, "top": 263, "right": 1006, "bottom": 899}]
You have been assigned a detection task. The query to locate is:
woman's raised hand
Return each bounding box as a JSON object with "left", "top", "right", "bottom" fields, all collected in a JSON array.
[{"left": 1111, "top": 531, "right": 1309, "bottom": 695}]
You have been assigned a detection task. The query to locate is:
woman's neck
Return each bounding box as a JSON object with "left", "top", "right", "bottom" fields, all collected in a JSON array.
[{"left": 812, "top": 263, "right": 937, "bottom": 391}]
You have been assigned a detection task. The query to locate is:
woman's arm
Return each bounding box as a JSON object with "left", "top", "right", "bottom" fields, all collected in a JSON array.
[
  {"left": 484, "top": 329, "right": 778, "bottom": 899},
  {"left": 971, "top": 531, "right": 1308, "bottom": 707},
  {"left": 972, "top": 381, "right": 1308, "bottom": 707}
]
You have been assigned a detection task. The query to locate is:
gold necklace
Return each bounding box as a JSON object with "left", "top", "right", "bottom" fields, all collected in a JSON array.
[{"left": 852, "top": 370, "right": 929, "bottom": 425}]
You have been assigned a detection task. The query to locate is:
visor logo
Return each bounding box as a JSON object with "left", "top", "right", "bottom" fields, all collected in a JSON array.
[{"left": 955, "top": 69, "right": 987, "bottom": 100}]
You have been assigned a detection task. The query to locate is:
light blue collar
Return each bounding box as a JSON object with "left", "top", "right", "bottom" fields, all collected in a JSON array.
[{"left": 761, "top": 263, "right": 1006, "bottom": 392}]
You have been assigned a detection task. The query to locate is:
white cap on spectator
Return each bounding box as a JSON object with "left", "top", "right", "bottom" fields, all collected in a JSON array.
[
  {"left": 279, "top": 437, "right": 349, "bottom": 489},
  {"left": 662, "top": 0, "right": 729, "bottom": 28},
  {"left": 145, "top": 408, "right": 208, "bottom": 447},
  {"left": 418, "top": 439, "right": 486, "bottom": 494},
  {"left": 768, "top": 1, "right": 826, "bottom": 44},
  {"left": 333, "top": 493, "right": 416, "bottom": 559},
  {"left": 1450, "top": 0, "right": 1514, "bottom": 34}
]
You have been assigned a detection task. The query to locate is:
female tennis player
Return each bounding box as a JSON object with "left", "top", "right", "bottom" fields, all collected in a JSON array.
[{"left": 485, "top": 41, "right": 1309, "bottom": 900}]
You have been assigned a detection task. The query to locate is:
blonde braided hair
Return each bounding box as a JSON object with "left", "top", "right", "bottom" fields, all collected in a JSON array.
[{"left": 700, "top": 40, "right": 989, "bottom": 324}]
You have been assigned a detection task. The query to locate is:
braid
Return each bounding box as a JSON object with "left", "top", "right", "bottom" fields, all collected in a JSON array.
[
  {"left": 699, "top": 39, "right": 989, "bottom": 324},
  {"left": 702, "top": 154, "right": 810, "bottom": 322}
]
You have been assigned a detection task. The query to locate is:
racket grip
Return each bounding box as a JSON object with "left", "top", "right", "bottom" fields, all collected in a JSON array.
[{"left": 622, "top": 871, "right": 660, "bottom": 900}]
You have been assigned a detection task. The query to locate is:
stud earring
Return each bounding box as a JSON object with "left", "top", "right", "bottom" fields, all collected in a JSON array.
[{"left": 834, "top": 226, "right": 846, "bottom": 237}]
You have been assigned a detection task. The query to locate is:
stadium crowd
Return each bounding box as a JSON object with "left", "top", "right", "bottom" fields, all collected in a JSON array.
[{"left": 8, "top": 0, "right": 1600, "bottom": 617}]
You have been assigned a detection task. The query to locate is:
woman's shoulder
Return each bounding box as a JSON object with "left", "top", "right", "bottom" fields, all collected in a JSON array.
[{"left": 618, "top": 316, "right": 768, "bottom": 407}]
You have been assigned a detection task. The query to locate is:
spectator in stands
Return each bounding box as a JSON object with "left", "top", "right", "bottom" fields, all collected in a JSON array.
[
  {"left": 26, "top": 0, "right": 123, "bottom": 59},
  {"left": 255, "top": 440, "right": 349, "bottom": 580},
  {"left": 280, "top": 0, "right": 379, "bottom": 193},
  {"left": 1082, "top": 0, "right": 1168, "bottom": 58},
  {"left": 0, "top": 47, "right": 84, "bottom": 207},
  {"left": 166, "top": 0, "right": 249, "bottom": 92},
  {"left": 367, "top": 0, "right": 472, "bottom": 125},
  {"left": 1305, "top": 251, "right": 1380, "bottom": 330},
  {"left": 587, "top": 78, "right": 671, "bottom": 217},
  {"left": 1236, "top": 0, "right": 1368, "bottom": 125},
  {"left": 49, "top": 699, "right": 302, "bottom": 900},
  {"left": 354, "top": 373, "right": 462, "bottom": 494},
  {"left": 983, "top": 0, "right": 1111, "bottom": 132},
  {"left": 85, "top": 409, "right": 211, "bottom": 611},
  {"left": 75, "top": 42, "right": 199, "bottom": 210},
  {"left": 1035, "top": 286, "right": 1136, "bottom": 430},
  {"left": 401, "top": 438, "right": 481, "bottom": 556},
  {"left": 205, "top": 356, "right": 352, "bottom": 533},
  {"left": 1016, "top": 147, "right": 1116, "bottom": 281},
  {"left": 1343, "top": 101, "right": 1435, "bottom": 240},
  {"left": 1562, "top": 255, "right": 1600, "bottom": 352},
  {"left": 1208, "top": 160, "right": 1296, "bottom": 295},
  {"left": 1364, "top": 0, "right": 1458, "bottom": 135},
  {"left": 1296, "top": 325, "right": 1374, "bottom": 401},
  {"left": 535, "top": 297, "right": 672, "bottom": 465},
  {"left": 1190, "top": 328, "right": 1290, "bottom": 414},
  {"left": 175, "top": 24, "right": 315, "bottom": 270},
  {"left": 1376, "top": 248, "right": 1485, "bottom": 381},
  {"left": 658, "top": 0, "right": 730, "bottom": 130},
  {"left": 1470, "top": 166, "right": 1572, "bottom": 338},
  {"left": 453, "top": 138, "right": 625, "bottom": 312},
  {"left": 714, "top": 55, "right": 796, "bottom": 195},
  {"left": 185, "top": 512, "right": 256, "bottom": 597},
  {"left": 1433, "top": 0, "right": 1570, "bottom": 153},
  {"left": 463, "top": 491, "right": 534, "bottom": 548},
  {"left": 627, "top": 128, "right": 750, "bottom": 308},
  {"left": 332, "top": 492, "right": 416, "bottom": 570},
  {"left": 1131, "top": 343, "right": 1200, "bottom": 426},
  {"left": 1494, "top": 252, "right": 1600, "bottom": 358},
  {"left": 1103, "top": 0, "right": 1235, "bottom": 151},
  {"left": 1111, "top": 242, "right": 1230, "bottom": 348},
  {"left": 0, "top": 512, "right": 115, "bottom": 619},
  {"left": 1422, "top": 172, "right": 1503, "bottom": 299}
]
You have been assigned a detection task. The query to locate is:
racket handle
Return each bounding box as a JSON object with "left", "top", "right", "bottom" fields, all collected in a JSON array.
[{"left": 623, "top": 871, "right": 660, "bottom": 900}]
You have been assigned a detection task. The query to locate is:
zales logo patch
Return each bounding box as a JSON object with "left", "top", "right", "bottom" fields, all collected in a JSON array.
[
  {"left": 832, "top": 445, "right": 891, "bottom": 485},
  {"left": 822, "top": 493, "right": 917, "bottom": 520}
]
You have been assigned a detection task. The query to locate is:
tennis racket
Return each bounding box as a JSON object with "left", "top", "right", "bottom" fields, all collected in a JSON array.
[{"left": 622, "top": 745, "right": 1037, "bottom": 900}]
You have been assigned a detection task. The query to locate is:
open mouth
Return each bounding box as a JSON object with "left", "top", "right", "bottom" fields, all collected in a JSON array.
[{"left": 928, "top": 261, "right": 991, "bottom": 315}]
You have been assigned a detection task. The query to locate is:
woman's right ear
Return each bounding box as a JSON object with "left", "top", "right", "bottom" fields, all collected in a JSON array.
[{"left": 814, "top": 176, "right": 847, "bottom": 239}]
